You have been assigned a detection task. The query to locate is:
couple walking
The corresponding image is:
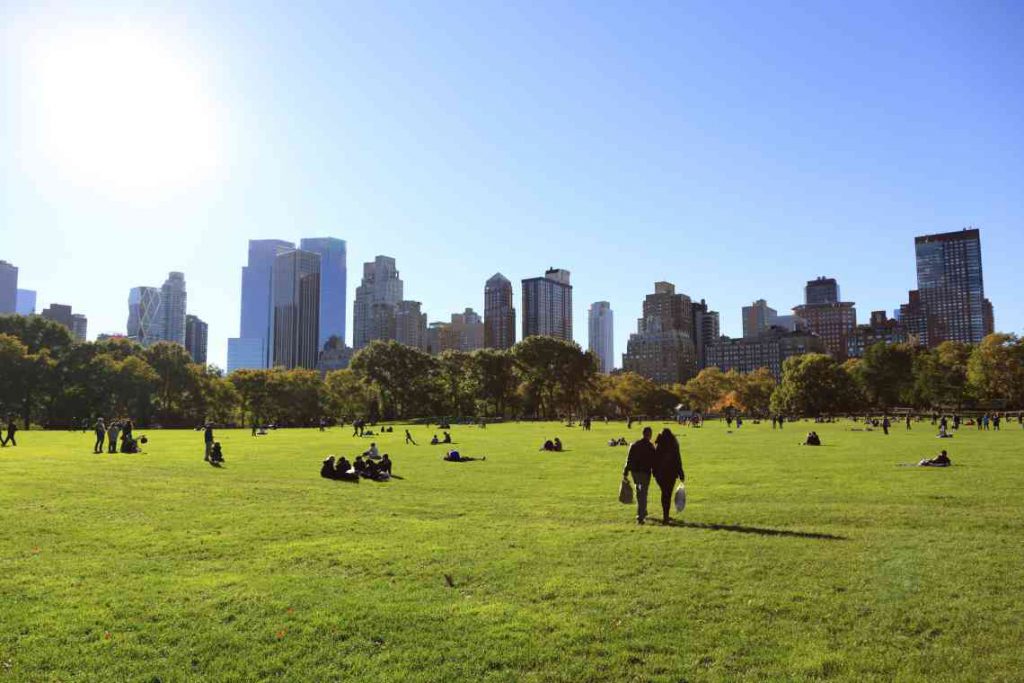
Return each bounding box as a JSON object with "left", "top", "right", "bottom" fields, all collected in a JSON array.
[{"left": 622, "top": 427, "right": 685, "bottom": 525}]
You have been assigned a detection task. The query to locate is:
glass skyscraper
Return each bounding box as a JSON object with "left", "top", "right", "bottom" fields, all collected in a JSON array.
[
  {"left": 229, "top": 239, "right": 295, "bottom": 371},
  {"left": 913, "top": 228, "right": 992, "bottom": 346},
  {"left": 271, "top": 248, "right": 321, "bottom": 369},
  {"left": 299, "top": 237, "right": 347, "bottom": 350}
]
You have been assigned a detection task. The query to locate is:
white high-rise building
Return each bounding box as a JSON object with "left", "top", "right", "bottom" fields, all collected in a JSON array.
[
  {"left": 161, "top": 272, "right": 187, "bottom": 346},
  {"left": 353, "top": 256, "right": 404, "bottom": 349},
  {"left": 588, "top": 301, "right": 614, "bottom": 373}
]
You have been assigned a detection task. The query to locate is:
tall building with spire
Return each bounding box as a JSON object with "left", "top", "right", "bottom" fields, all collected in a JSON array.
[
  {"left": 588, "top": 301, "right": 614, "bottom": 373},
  {"left": 484, "top": 273, "right": 516, "bottom": 349},
  {"left": 622, "top": 282, "right": 697, "bottom": 384},
  {"left": 353, "top": 256, "right": 404, "bottom": 349},
  {"left": 521, "top": 268, "right": 572, "bottom": 341}
]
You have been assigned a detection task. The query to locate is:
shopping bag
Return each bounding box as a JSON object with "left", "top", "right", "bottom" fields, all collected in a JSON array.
[
  {"left": 674, "top": 484, "right": 687, "bottom": 512},
  {"left": 618, "top": 478, "right": 634, "bottom": 504}
]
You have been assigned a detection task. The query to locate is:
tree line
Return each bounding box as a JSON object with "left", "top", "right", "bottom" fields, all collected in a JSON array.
[{"left": 1, "top": 314, "right": 1022, "bottom": 428}]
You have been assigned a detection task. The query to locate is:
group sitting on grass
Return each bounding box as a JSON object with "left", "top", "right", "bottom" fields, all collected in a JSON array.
[
  {"left": 608, "top": 437, "right": 628, "bottom": 446},
  {"left": 430, "top": 432, "right": 452, "bottom": 445},
  {"left": 541, "top": 437, "right": 563, "bottom": 452},
  {"left": 321, "top": 453, "right": 393, "bottom": 481},
  {"left": 443, "top": 450, "right": 484, "bottom": 463},
  {"left": 803, "top": 431, "right": 821, "bottom": 446},
  {"left": 918, "top": 450, "right": 951, "bottom": 467}
]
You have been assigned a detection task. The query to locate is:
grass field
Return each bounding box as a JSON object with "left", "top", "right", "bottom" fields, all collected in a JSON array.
[{"left": 1, "top": 419, "right": 1022, "bottom": 682}]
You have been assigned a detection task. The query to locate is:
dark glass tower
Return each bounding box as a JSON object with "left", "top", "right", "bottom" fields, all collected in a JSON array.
[
  {"left": 913, "top": 228, "right": 990, "bottom": 345},
  {"left": 299, "top": 237, "right": 347, "bottom": 350},
  {"left": 271, "top": 249, "right": 321, "bottom": 369}
]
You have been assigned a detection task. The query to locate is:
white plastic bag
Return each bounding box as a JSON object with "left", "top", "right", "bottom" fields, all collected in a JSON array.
[
  {"left": 618, "top": 478, "right": 634, "bottom": 504},
  {"left": 674, "top": 484, "right": 686, "bottom": 512}
]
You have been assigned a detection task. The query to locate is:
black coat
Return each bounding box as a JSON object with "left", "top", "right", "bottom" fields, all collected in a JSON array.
[{"left": 653, "top": 441, "right": 684, "bottom": 483}]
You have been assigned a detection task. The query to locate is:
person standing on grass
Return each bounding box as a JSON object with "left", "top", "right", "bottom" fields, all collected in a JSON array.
[
  {"left": 93, "top": 417, "right": 106, "bottom": 453},
  {"left": 622, "top": 426, "right": 656, "bottom": 525},
  {"left": 882, "top": 416, "right": 890, "bottom": 435},
  {"left": 653, "top": 428, "right": 685, "bottom": 525},
  {"left": 906, "top": 414, "right": 912, "bottom": 430},
  {"left": 2, "top": 418, "right": 17, "bottom": 447},
  {"left": 405, "top": 429, "right": 417, "bottom": 445},
  {"left": 107, "top": 420, "right": 121, "bottom": 454},
  {"left": 203, "top": 423, "right": 215, "bottom": 461}
]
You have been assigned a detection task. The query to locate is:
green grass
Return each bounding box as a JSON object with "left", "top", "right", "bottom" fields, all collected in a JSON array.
[{"left": 1, "top": 419, "right": 1022, "bottom": 682}]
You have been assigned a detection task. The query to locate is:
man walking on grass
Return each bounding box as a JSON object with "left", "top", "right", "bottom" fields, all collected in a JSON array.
[{"left": 622, "top": 426, "right": 656, "bottom": 525}]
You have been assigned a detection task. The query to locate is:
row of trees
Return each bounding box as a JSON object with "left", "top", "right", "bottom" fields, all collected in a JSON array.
[{"left": 2, "top": 314, "right": 1022, "bottom": 427}]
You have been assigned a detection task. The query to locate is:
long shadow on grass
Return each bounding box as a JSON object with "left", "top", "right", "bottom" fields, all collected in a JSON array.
[{"left": 671, "top": 520, "right": 846, "bottom": 541}]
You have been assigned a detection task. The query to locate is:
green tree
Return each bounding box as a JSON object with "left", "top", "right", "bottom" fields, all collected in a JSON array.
[
  {"left": 512, "top": 337, "right": 598, "bottom": 418},
  {"left": 735, "top": 368, "right": 777, "bottom": 415},
  {"left": 682, "top": 367, "right": 734, "bottom": 413},
  {"left": 913, "top": 341, "right": 973, "bottom": 409},
  {"left": 855, "top": 343, "right": 917, "bottom": 408},
  {"left": 324, "top": 369, "right": 376, "bottom": 418},
  {"left": 144, "top": 342, "right": 196, "bottom": 425},
  {"left": 770, "top": 353, "right": 859, "bottom": 416},
  {"left": 349, "top": 341, "right": 440, "bottom": 418},
  {"left": 469, "top": 349, "right": 518, "bottom": 416},
  {"left": 967, "top": 333, "right": 1024, "bottom": 408}
]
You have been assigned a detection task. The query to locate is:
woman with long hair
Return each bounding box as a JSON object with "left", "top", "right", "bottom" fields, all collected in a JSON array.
[{"left": 654, "top": 428, "right": 685, "bottom": 524}]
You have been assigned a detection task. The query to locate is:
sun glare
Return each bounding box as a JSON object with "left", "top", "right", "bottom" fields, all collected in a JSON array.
[{"left": 25, "top": 26, "right": 223, "bottom": 199}]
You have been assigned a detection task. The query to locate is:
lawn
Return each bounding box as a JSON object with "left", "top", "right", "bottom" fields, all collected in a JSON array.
[{"left": 1, "top": 419, "right": 1022, "bottom": 682}]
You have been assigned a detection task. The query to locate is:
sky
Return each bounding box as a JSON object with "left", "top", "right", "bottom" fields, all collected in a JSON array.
[{"left": 2, "top": 0, "right": 1022, "bottom": 369}]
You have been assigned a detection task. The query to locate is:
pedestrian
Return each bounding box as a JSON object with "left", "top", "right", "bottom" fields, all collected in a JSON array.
[
  {"left": 203, "top": 422, "right": 214, "bottom": 461},
  {"left": 405, "top": 429, "right": 416, "bottom": 445},
  {"left": 622, "top": 426, "right": 656, "bottom": 525},
  {"left": 653, "top": 428, "right": 685, "bottom": 525},
  {"left": 882, "top": 416, "right": 890, "bottom": 435},
  {"left": 107, "top": 420, "right": 121, "bottom": 454},
  {"left": 905, "top": 414, "right": 912, "bottom": 431},
  {"left": 2, "top": 418, "right": 17, "bottom": 447},
  {"left": 93, "top": 417, "right": 106, "bottom": 453}
]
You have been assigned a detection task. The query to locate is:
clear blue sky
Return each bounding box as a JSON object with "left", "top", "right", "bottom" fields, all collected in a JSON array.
[{"left": 2, "top": 1, "right": 1022, "bottom": 368}]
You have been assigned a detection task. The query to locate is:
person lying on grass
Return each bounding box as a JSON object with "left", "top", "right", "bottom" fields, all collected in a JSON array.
[
  {"left": 444, "top": 450, "right": 484, "bottom": 462},
  {"left": 919, "top": 450, "right": 951, "bottom": 467}
]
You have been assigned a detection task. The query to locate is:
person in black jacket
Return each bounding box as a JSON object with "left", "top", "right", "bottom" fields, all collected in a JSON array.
[
  {"left": 622, "top": 426, "right": 656, "bottom": 524},
  {"left": 653, "top": 428, "right": 685, "bottom": 524}
]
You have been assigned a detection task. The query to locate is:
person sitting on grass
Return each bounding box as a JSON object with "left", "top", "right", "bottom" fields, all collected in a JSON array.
[
  {"left": 430, "top": 434, "right": 440, "bottom": 445},
  {"left": 444, "top": 450, "right": 484, "bottom": 462},
  {"left": 364, "top": 442, "right": 380, "bottom": 459},
  {"left": 442, "top": 431, "right": 452, "bottom": 444},
  {"left": 803, "top": 431, "right": 821, "bottom": 446},
  {"left": 334, "top": 457, "right": 359, "bottom": 482},
  {"left": 381, "top": 454, "right": 392, "bottom": 475},
  {"left": 321, "top": 456, "right": 337, "bottom": 478},
  {"left": 209, "top": 442, "right": 224, "bottom": 465},
  {"left": 541, "top": 439, "right": 555, "bottom": 451},
  {"left": 553, "top": 437, "right": 563, "bottom": 452},
  {"left": 919, "top": 450, "right": 952, "bottom": 467}
]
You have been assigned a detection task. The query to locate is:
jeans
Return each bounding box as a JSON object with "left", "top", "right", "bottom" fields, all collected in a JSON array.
[
  {"left": 631, "top": 470, "right": 651, "bottom": 521},
  {"left": 94, "top": 431, "right": 105, "bottom": 452}
]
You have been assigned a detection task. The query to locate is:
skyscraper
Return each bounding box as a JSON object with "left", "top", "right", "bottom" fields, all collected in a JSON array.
[
  {"left": 299, "top": 237, "right": 347, "bottom": 350},
  {"left": 805, "top": 277, "right": 840, "bottom": 305},
  {"left": 0, "top": 260, "right": 17, "bottom": 314},
  {"left": 229, "top": 239, "right": 295, "bottom": 371},
  {"left": 395, "top": 300, "right": 428, "bottom": 350},
  {"left": 127, "top": 287, "right": 164, "bottom": 346},
  {"left": 16, "top": 289, "right": 37, "bottom": 316},
  {"left": 622, "top": 282, "right": 697, "bottom": 384},
  {"left": 588, "top": 301, "right": 614, "bottom": 373},
  {"left": 353, "top": 256, "right": 404, "bottom": 349},
  {"left": 41, "top": 303, "right": 88, "bottom": 341},
  {"left": 484, "top": 273, "right": 516, "bottom": 349},
  {"left": 185, "top": 314, "right": 209, "bottom": 364},
  {"left": 691, "top": 299, "right": 721, "bottom": 369},
  {"left": 271, "top": 248, "right": 321, "bottom": 369},
  {"left": 521, "top": 268, "right": 572, "bottom": 341},
  {"left": 792, "top": 276, "right": 856, "bottom": 360},
  {"left": 160, "top": 272, "right": 187, "bottom": 346},
  {"left": 911, "top": 228, "right": 992, "bottom": 346},
  {"left": 427, "top": 308, "right": 485, "bottom": 354},
  {"left": 742, "top": 299, "right": 777, "bottom": 338}
]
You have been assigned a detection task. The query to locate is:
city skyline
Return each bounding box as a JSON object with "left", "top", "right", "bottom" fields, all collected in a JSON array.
[{"left": 2, "top": 3, "right": 1023, "bottom": 367}]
